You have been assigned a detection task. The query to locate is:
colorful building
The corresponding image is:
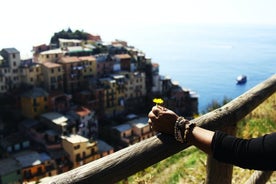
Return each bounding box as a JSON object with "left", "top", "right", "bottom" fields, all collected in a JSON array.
[
  {"left": 41, "top": 62, "right": 64, "bottom": 92},
  {"left": 58, "top": 56, "right": 88, "bottom": 93},
  {"left": 21, "top": 87, "right": 49, "bottom": 118},
  {"left": 72, "top": 106, "right": 98, "bottom": 139},
  {"left": 40, "top": 112, "right": 69, "bottom": 135},
  {"left": 99, "top": 77, "right": 125, "bottom": 118},
  {"left": 0, "top": 48, "right": 21, "bottom": 93},
  {"left": 20, "top": 58, "right": 42, "bottom": 87},
  {"left": 95, "top": 54, "right": 114, "bottom": 78},
  {"left": 79, "top": 56, "right": 97, "bottom": 79},
  {"left": 61, "top": 134, "right": 99, "bottom": 168},
  {"left": 37, "top": 48, "right": 64, "bottom": 63},
  {"left": 14, "top": 150, "right": 57, "bottom": 183}
]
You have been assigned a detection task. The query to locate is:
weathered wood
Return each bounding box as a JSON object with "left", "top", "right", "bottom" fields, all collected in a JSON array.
[
  {"left": 205, "top": 126, "right": 236, "bottom": 184},
  {"left": 244, "top": 171, "right": 274, "bottom": 184},
  {"left": 45, "top": 74, "right": 276, "bottom": 184}
]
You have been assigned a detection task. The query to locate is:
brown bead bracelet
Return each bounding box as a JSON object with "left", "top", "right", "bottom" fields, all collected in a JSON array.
[{"left": 174, "top": 116, "right": 196, "bottom": 143}]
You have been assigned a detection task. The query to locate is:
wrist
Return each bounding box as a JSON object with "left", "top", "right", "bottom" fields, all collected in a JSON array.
[{"left": 174, "top": 116, "right": 196, "bottom": 144}]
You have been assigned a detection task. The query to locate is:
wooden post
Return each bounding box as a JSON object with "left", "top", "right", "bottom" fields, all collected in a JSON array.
[
  {"left": 205, "top": 126, "right": 236, "bottom": 184},
  {"left": 244, "top": 171, "right": 274, "bottom": 184}
]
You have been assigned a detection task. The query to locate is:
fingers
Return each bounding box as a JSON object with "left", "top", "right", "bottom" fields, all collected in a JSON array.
[
  {"left": 151, "top": 105, "right": 166, "bottom": 116},
  {"left": 148, "top": 118, "right": 153, "bottom": 130}
]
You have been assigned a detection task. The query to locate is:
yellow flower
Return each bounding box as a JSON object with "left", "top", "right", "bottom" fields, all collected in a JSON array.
[{"left": 153, "top": 98, "right": 164, "bottom": 105}]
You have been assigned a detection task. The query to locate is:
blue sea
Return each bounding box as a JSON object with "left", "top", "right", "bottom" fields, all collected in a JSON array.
[{"left": 123, "top": 24, "right": 276, "bottom": 112}]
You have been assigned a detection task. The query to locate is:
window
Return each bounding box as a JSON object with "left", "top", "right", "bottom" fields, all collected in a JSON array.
[
  {"left": 76, "top": 153, "right": 81, "bottom": 161},
  {"left": 12, "top": 53, "right": 16, "bottom": 58},
  {"left": 50, "top": 77, "right": 56, "bottom": 82},
  {"left": 13, "top": 62, "right": 16, "bottom": 67},
  {"left": 74, "top": 145, "right": 80, "bottom": 150}
]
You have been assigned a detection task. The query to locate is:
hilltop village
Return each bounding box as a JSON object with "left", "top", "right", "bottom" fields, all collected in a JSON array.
[{"left": 0, "top": 31, "right": 198, "bottom": 183}]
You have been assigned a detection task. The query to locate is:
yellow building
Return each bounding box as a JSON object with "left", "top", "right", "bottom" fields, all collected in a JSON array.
[
  {"left": 21, "top": 87, "right": 49, "bottom": 119},
  {"left": 58, "top": 56, "right": 84, "bottom": 93},
  {"left": 123, "top": 72, "right": 146, "bottom": 99},
  {"left": 41, "top": 62, "right": 64, "bottom": 92},
  {"left": 99, "top": 77, "right": 125, "bottom": 118},
  {"left": 79, "top": 56, "right": 97, "bottom": 78},
  {"left": 37, "top": 48, "right": 64, "bottom": 63},
  {"left": 61, "top": 134, "right": 99, "bottom": 168},
  {"left": 20, "top": 61, "right": 42, "bottom": 87},
  {"left": 59, "top": 38, "right": 82, "bottom": 49}
]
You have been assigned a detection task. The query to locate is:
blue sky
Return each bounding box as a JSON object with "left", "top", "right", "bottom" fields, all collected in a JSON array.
[{"left": 1, "top": 0, "right": 276, "bottom": 57}]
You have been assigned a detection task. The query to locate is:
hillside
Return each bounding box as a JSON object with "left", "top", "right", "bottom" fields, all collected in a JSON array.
[{"left": 122, "top": 92, "right": 276, "bottom": 184}]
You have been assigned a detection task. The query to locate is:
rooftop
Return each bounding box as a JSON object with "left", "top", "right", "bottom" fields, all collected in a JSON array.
[
  {"left": 75, "top": 106, "right": 91, "bottom": 117},
  {"left": 59, "top": 56, "right": 81, "bottom": 64},
  {"left": 41, "top": 112, "right": 68, "bottom": 126},
  {"left": 62, "top": 134, "right": 89, "bottom": 144},
  {"left": 1, "top": 48, "right": 19, "bottom": 54},
  {"left": 42, "top": 62, "right": 62, "bottom": 68},
  {"left": 0, "top": 158, "right": 21, "bottom": 175},
  {"left": 21, "top": 87, "right": 48, "bottom": 98},
  {"left": 114, "top": 54, "right": 131, "bottom": 60},
  {"left": 97, "top": 139, "right": 113, "bottom": 153},
  {"left": 59, "top": 38, "right": 82, "bottom": 43},
  {"left": 79, "top": 55, "right": 96, "bottom": 62},
  {"left": 128, "top": 117, "right": 149, "bottom": 129},
  {"left": 67, "top": 46, "right": 92, "bottom": 53},
  {"left": 40, "top": 48, "right": 63, "bottom": 55},
  {"left": 14, "top": 151, "right": 51, "bottom": 167},
  {"left": 113, "top": 123, "right": 132, "bottom": 132}
]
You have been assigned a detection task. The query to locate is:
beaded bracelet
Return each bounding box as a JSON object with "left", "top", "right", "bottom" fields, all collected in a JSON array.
[{"left": 174, "top": 116, "right": 196, "bottom": 143}]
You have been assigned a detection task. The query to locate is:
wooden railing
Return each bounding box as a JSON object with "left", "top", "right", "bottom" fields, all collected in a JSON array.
[{"left": 46, "top": 74, "right": 276, "bottom": 184}]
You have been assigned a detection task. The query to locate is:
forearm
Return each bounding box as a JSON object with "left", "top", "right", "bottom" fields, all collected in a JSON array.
[{"left": 188, "top": 126, "right": 215, "bottom": 155}]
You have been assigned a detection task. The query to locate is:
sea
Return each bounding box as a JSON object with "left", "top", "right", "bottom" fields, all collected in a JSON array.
[{"left": 123, "top": 24, "right": 276, "bottom": 113}]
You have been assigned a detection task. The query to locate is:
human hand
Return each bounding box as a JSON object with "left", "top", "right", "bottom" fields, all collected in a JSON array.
[{"left": 148, "top": 105, "right": 179, "bottom": 135}]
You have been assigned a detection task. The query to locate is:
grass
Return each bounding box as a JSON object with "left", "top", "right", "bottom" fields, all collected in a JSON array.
[{"left": 119, "top": 93, "right": 276, "bottom": 184}]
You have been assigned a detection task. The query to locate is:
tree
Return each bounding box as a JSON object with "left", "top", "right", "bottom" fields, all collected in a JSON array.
[{"left": 50, "top": 28, "right": 89, "bottom": 47}]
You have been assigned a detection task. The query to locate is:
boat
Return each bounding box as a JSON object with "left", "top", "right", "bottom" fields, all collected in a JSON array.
[{"left": 236, "top": 75, "right": 247, "bottom": 84}]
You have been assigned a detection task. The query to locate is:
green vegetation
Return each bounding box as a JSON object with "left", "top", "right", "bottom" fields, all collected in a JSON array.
[
  {"left": 119, "top": 93, "right": 276, "bottom": 184},
  {"left": 50, "top": 28, "right": 89, "bottom": 47}
]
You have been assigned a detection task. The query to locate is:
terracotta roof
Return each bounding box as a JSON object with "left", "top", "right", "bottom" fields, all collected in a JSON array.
[
  {"left": 79, "top": 56, "right": 96, "bottom": 61},
  {"left": 42, "top": 62, "right": 61, "bottom": 68},
  {"left": 59, "top": 56, "right": 81, "bottom": 64},
  {"left": 87, "top": 34, "right": 102, "bottom": 42},
  {"left": 75, "top": 106, "right": 91, "bottom": 117},
  {"left": 115, "top": 54, "right": 131, "bottom": 60}
]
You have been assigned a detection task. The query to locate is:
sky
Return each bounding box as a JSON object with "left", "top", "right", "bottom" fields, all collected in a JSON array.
[{"left": 1, "top": 0, "right": 276, "bottom": 57}]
